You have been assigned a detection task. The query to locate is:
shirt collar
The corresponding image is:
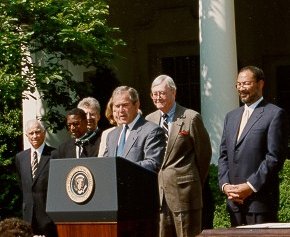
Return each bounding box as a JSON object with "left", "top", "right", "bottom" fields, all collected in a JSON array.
[
  {"left": 161, "top": 102, "right": 176, "bottom": 123},
  {"left": 31, "top": 142, "right": 45, "bottom": 156},
  {"left": 126, "top": 113, "right": 141, "bottom": 130},
  {"left": 245, "top": 96, "right": 263, "bottom": 112}
]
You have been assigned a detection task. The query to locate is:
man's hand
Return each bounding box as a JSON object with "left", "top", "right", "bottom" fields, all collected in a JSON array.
[
  {"left": 223, "top": 183, "right": 253, "bottom": 204},
  {"left": 233, "top": 183, "right": 253, "bottom": 200}
]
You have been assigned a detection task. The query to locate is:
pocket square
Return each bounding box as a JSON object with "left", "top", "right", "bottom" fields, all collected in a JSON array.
[{"left": 179, "top": 130, "right": 189, "bottom": 136}]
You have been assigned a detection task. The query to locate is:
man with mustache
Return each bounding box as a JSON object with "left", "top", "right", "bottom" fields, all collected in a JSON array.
[{"left": 218, "top": 66, "right": 288, "bottom": 226}]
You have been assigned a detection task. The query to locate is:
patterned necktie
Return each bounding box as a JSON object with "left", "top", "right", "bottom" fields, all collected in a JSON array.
[
  {"left": 31, "top": 151, "right": 38, "bottom": 179},
  {"left": 117, "top": 125, "right": 128, "bottom": 157},
  {"left": 162, "top": 113, "right": 169, "bottom": 140},
  {"left": 237, "top": 108, "right": 250, "bottom": 140}
]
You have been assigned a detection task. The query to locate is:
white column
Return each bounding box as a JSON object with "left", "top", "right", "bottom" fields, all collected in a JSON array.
[{"left": 199, "top": 0, "right": 239, "bottom": 164}]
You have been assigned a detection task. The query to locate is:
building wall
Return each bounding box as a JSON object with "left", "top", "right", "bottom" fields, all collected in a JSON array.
[{"left": 109, "top": 0, "right": 199, "bottom": 114}]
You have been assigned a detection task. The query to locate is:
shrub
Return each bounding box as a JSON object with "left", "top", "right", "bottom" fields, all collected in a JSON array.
[{"left": 209, "top": 159, "right": 290, "bottom": 228}]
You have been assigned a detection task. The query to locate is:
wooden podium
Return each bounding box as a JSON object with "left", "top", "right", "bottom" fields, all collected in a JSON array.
[{"left": 46, "top": 157, "right": 159, "bottom": 237}]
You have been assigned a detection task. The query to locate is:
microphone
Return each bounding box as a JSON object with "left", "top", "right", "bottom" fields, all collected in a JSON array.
[{"left": 75, "top": 130, "right": 96, "bottom": 147}]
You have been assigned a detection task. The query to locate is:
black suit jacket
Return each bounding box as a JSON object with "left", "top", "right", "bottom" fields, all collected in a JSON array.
[
  {"left": 52, "top": 129, "right": 102, "bottom": 159},
  {"left": 15, "top": 144, "right": 57, "bottom": 236},
  {"left": 218, "top": 100, "right": 288, "bottom": 213}
]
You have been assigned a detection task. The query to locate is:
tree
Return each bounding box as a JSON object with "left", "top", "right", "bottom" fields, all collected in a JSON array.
[{"left": 0, "top": 0, "right": 124, "bottom": 217}]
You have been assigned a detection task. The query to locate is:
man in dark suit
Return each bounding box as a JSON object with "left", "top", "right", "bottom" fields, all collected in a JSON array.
[
  {"left": 77, "top": 97, "right": 102, "bottom": 157},
  {"left": 218, "top": 66, "right": 288, "bottom": 226},
  {"left": 103, "top": 86, "right": 166, "bottom": 173},
  {"left": 52, "top": 108, "right": 101, "bottom": 159},
  {"left": 146, "top": 75, "right": 212, "bottom": 237},
  {"left": 15, "top": 119, "right": 57, "bottom": 237}
]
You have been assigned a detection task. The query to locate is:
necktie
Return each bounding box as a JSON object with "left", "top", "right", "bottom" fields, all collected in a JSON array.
[
  {"left": 31, "top": 151, "right": 38, "bottom": 179},
  {"left": 237, "top": 108, "right": 250, "bottom": 140},
  {"left": 162, "top": 114, "right": 169, "bottom": 140},
  {"left": 117, "top": 125, "right": 128, "bottom": 157},
  {"left": 75, "top": 140, "right": 81, "bottom": 158}
]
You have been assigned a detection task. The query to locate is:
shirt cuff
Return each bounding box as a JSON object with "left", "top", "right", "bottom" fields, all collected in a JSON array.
[
  {"left": 247, "top": 181, "right": 257, "bottom": 192},
  {"left": 222, "top": 183, "right": 229, "bottom": 193}
]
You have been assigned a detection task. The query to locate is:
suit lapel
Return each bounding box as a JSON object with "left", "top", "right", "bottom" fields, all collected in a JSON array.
[
  {"left": 23, "top": 149, "right": 33, "bottom": 183},
  {"left": 32, "top": 145, "right": 51, "bottom": 183},
  {"left": 113, "top": 126, "right": 122, "bottom": 157},
  {"left": 232, "top": 108, "right": 244, "bottom": 146},
  {"left": 123, "top": 118, "right": 144, "bottom": 157},
  {"left": 163, "top": 105, "right": 184, "bottom": 164},
  {"left": 240, "top": 107, "right": 264, "bottom": 140},
  {"left": 150, "top": 111, "right": 161, "bottom": 124},
  {"left": 236, "top": 105, "right": 264, "bottom": 145}
]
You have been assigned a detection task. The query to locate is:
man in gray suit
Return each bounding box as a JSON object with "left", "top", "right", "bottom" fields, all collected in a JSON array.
[
  {"left": 146, "top": 75, "right": 212, "bottom": 237},
  {"left": 103, "top": 86, "right": 166, "bottom": 173},
  {"left": 218, "top": 66, "right": 288, "bottom": 226}
]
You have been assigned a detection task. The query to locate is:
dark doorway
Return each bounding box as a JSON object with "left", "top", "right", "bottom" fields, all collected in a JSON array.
[{"left": 161, "top": 55, "right": 200, "bottom": 112}]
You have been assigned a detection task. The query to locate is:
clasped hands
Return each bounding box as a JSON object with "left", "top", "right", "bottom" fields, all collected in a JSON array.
[{"left": 223, "top": 183, "right": 253, "bottom": 204}]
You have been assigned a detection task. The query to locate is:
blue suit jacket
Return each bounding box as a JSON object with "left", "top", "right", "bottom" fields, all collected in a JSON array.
[
  {"left": 103, "top": 116, "right": 166, "bottom": 173},
  {"left": 218, "top": 100, "right": 288, "bottom": 213}
]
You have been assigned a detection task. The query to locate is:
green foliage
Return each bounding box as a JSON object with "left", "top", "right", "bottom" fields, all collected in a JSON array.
[
  {"left": 0, "top": 102, "right": 23, "bottom": 218},
  {"left": 278, "top": 159, "right": 290, "bottom": 222},
  {"left": 209, "top": 160, "right": 290, "bottom": 228},
  {"left": 0, "top": 0, "right": 124, "bottom": 218},
  {"left": 208, "top": 164, "right": 231, "bottom": 228},
  {"left": 0, "top": 0, "right": 124, "bottom": 129}
]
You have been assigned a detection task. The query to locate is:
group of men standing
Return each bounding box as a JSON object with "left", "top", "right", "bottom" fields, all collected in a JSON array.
[{"left": 15, "top": 66, "right": 288, "bottom": 237}]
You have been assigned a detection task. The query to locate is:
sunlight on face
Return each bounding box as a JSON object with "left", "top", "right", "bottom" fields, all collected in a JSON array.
[
  {"left": 112, "top": 91, "right": 139, "bottom": 125},
  {"left": 151, "top": 80, "right": 176, "bottom": 113}
]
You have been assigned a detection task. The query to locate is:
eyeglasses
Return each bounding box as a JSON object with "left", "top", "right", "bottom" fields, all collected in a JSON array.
[
  {"left": 236, "top": 81, "right": 256, "bottom": 88},
  {"left": 151, "top": 91, "right": 167, "bottom": 98}
]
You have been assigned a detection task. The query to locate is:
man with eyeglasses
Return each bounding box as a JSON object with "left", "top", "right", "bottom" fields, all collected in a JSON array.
[
  {"left": 218, "top": 66, "right": 288, "bottom": 226},
  {"left": 146, "top": 75, "right": 212, "bottom": 237},
  {"left": 52, "top": 108, "right": 99, "bottom": 159}
]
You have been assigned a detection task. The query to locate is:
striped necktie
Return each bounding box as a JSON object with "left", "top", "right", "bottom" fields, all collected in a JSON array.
[
  {"left": 162, "top": 113, "right": 169, "bottom": 140},
  {"left": 31, "top": 151, "right": 38, "bottom": 179}
]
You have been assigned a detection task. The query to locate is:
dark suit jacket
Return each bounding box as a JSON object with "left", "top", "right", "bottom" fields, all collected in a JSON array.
[
  {"left": 15, "top": 144, "right": 57, "bottom": 236},
  {"left": 218, "top": 100, "right": 288, "bottom": 213},
  {"left": 103, "top": 116, "right": 166, "bottom": 172},
  {"left": 146, "top": 104, "right": 212, "bottom": 212},
  {"left": 52, "top": 129, "right": 102, "bottom": 159}
]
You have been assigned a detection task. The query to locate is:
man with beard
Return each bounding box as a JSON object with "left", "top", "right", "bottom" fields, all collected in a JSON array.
[{"left": 218, "top": 66, "right": 288, "bottom": 226}]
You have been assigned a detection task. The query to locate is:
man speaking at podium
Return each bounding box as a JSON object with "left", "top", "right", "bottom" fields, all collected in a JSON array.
[
  {"left": 103, "top": 86, "right": 166, "bottom": 173},
  {"left": 52, "top": 108, "right": 100, "bottom": 159}
]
